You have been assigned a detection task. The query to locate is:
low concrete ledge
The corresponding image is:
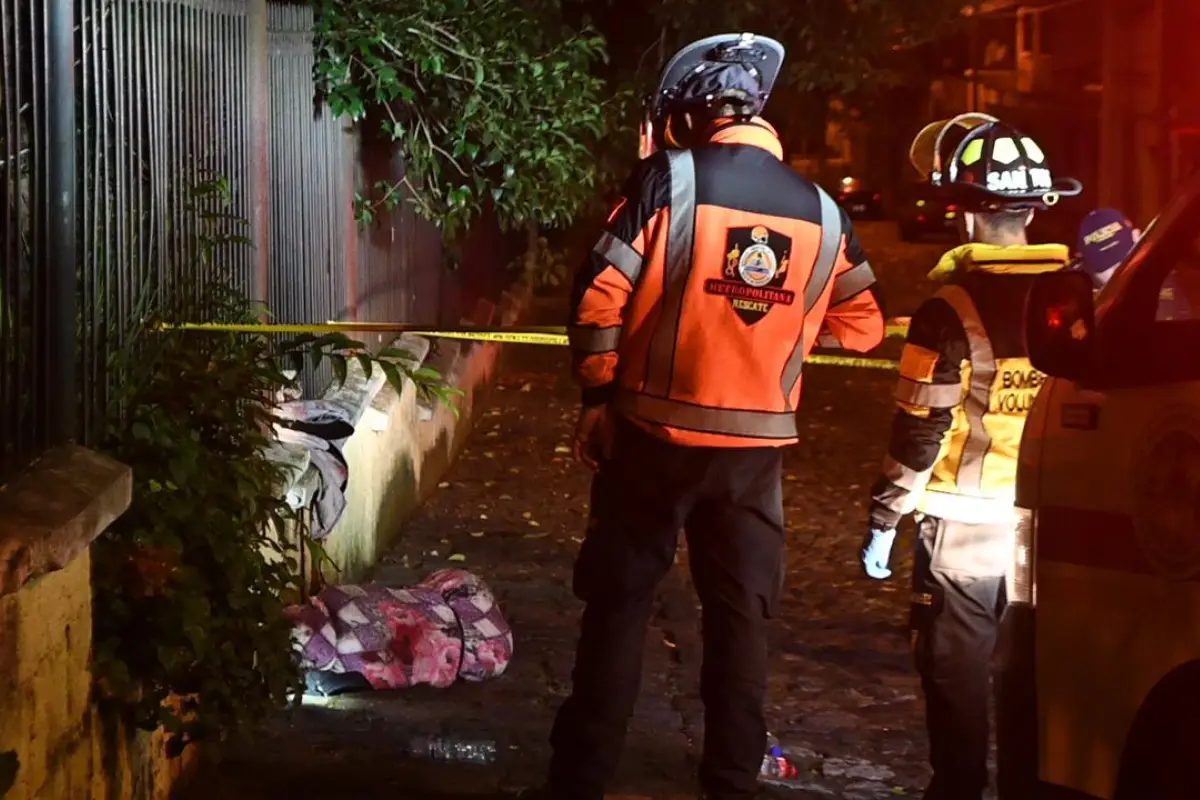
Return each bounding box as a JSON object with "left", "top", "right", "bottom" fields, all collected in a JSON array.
[
  {"left": 319, "top": 284, "right": 532, "bottom": 582},
  {"left": 0, "top": 446, "right": 132, "bottom": 598}
]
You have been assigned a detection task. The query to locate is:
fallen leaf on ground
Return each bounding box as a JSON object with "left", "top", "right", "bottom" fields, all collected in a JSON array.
[
  {"left": 448, "top": 553, "right": 466, "bottom": 562},
  {"left": 437, "top": 481, "right": 451, "bottom": 489},
  {"left": 470, "top": 531, "right": 486, "bottom": 538}
]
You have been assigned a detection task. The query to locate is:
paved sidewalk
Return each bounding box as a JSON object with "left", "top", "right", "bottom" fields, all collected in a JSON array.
[{"left": 194, "top": 223, "right": 963, "bottom": 799}]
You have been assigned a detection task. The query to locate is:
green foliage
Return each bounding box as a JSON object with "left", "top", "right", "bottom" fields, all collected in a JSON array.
[
  {"left": 90, "top": 177, "right": 457, "bottom": 755},
  {"left": 312, "top": 0, "right": 615, "bottom": 239},
  {"left": 649, "top": 0, "right": 974, "bottom": 95},
  {"left": 519, "top": 235, "right": 572, "bottom": 290}
]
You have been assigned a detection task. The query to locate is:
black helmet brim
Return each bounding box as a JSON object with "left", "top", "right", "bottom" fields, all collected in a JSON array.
[{"left": 945, "top": 176, "right": 1084, "bottom": 211}]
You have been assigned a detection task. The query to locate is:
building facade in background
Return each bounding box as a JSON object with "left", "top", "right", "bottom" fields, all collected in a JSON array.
[{"left": 931, "top": 0, "right": 1199, "bottom": 230}]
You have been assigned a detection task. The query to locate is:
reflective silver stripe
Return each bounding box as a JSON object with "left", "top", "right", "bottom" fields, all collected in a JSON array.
[
  {"left": 894, "top": 377, "right": 963, "bottom": 409},
  {"left": 923, "top": 517, "right": 1018, "bottom": 577},
  {"left": 876, "top": 454, "right": 931, "bottom": 515},
  {"left": 918, "top": 491, "right": 1017, "bottom": 525},
  {"left": 829, "top": 260, "right": 877, "bottom": 306},
  {"left": 568, "top": 325, "right": 622, "bottom": 354},
  {"left": 644, "top": 150, "right": 696, "bottom": 397},
  {"left": 614, "top": 389, "right": 799, "bottom": 440},
  {"left": 816, "top": 332, "right": 840, "bottom": 348},
  {"left": 779, "top": 186, "right": 843, "bottom": 410},
  {"left": 933, "top": 285, "right": 995, "bottom": 492},
  {"left": 802, "top": 188, "right": 844, "bottom": 312},
  {"left": 882, "top": 454, "right": 932, "bottom": 492},
  {"left": 593, "top": 232, "right": 644, "bottom": 284}
]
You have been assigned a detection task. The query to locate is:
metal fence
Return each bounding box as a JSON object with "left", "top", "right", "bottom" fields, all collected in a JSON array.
[
  {"left": 0, "top": 0, "right": 511, "bottom": 484},
  {"left": 77, "top": 0, "right": 257, "bottom": 444},
  {"left": 0, "top": 0, "right": 75, "bottom": 480}
]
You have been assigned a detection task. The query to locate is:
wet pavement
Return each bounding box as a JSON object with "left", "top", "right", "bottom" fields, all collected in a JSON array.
[{"left": 195, "top": 223, "right": 968, "bottom": 799}]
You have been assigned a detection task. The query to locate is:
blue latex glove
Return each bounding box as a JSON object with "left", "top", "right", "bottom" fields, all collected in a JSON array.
[{"left": 861, "top": 528, "right": 897, "bottom": 580}]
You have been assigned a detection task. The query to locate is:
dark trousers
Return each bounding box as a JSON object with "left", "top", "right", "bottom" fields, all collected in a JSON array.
[
  {"left": 547, "top": 418, "right": 785, "bottom": 800},
  {"left": 910, "top": 516, "right": 1008, "bottom": 800}
]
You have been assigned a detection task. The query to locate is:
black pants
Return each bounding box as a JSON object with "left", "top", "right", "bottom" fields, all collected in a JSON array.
[
  {"left": 910, "top": 516, "right": 1008, "bottom": 800},
  {"left": 547, "top": 418, "right": 785, "bottom": 800}
]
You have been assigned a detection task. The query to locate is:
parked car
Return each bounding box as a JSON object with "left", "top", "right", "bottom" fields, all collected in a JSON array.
[
  {"left": 895, "top": 181, "right": 959, "bottom": 242},
  {"left": 997, "top": 173, "right": 1200, "bottom": 799},
  {"left": 833, "top": 176, "right": 884, "bottom": 220}
]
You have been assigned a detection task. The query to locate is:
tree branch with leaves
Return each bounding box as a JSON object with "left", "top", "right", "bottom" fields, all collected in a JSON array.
[{"left": 313, "top": 0, "right": 616, "bottom": 240}]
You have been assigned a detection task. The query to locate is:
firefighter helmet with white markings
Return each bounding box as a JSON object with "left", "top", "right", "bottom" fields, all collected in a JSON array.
[{"left": 909, "top": 113, "right": 1082, "bottom": 211}]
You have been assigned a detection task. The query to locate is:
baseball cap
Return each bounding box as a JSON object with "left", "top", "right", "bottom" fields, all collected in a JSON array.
[{"left": 1078, "top": 208, "right": 1137, "bottom": 275}]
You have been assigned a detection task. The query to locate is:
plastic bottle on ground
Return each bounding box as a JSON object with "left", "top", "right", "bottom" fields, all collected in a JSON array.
[{"left": 759, "top": 732, "right": 799, "bottom": 781}]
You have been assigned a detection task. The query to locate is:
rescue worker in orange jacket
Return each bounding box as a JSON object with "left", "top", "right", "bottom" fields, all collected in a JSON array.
[
  {"left": 860, "top": 114, "right": 1082, "bottom": 800},
  {"left": 545, "top": 32, "right": 886, "bottom": 800}
]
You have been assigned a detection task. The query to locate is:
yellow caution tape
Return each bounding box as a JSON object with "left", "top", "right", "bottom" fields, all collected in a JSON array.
[
  {"left": 807, "top": 354, "right": 899, "bottom": 371},
  {"left": 163, "top": 321, "right": 571, "bottom": 345},
  {"left": 162, "top": 320, "right": 904, "bottom": 369}
]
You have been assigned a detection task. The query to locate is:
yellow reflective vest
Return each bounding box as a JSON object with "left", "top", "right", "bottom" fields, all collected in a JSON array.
[{"left": 869, "top": 243, "right": 1070, "bottom": 529}]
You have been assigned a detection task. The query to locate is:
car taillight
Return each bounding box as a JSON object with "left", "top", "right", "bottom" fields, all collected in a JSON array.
[
  {"left": 1008, "top": 507, "right": 1037, "bottom": 606},
  {"left": 873, "top": 193, "right": 882, "bottom": 202},
  {"left": 946, "top": 204, "right": 958, "bottom": 212}
]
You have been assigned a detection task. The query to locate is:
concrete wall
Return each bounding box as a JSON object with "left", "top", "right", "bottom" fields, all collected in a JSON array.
[
  {"left": 264, "top": 284, "right": 530, "bottom": 586},
  {"left": 317, "top": 286, "right": 529, "bottom": 583},
  {"left": 0, "top": 446, "right": 195, "bottom": 800}
]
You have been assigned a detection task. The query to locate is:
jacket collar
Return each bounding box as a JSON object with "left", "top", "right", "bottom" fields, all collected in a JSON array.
[
  {"left": 929, "top": 242, "right": 1071, "bottom": 281},
  {"left": 704, "top": 117, "right": 784, "bottom": 160}
]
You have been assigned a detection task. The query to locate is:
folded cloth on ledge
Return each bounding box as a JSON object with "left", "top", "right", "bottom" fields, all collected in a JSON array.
[
  {"left": 285, "top": 568, "right": 513, "bottom": 694},
  {"left": 273, "top": 400, "right": 352, "bottom": 539}
]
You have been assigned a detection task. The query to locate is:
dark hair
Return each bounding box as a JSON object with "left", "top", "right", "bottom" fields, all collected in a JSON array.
[
  {"left": 688, "top": 88, "right": 758, "bottom": 121},
  {"left": 975, "top": 208, "right": 1030, "bottom": 235}
]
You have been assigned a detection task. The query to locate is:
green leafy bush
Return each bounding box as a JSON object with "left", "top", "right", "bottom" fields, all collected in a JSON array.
[{"left": 90, "top": 177, "right": 455, "bottom": 753}]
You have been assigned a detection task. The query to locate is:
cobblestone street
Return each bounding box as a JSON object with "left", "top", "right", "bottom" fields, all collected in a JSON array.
[{"left": 200, "top": 223, "right": 960, "bottom": 799}]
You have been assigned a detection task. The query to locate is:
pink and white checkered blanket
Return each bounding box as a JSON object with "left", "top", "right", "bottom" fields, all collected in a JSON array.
[{"left": 285, "top": 569, "right": 513, "bottom": 689}]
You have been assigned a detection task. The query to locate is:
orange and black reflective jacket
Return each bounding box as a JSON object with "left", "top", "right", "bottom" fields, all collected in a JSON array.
[
  {"left": 868, "top": 243, "right": 1071, "bottom": 530},
  {"left": 568, "top": 118, "right": 886, "bottom": 448}
]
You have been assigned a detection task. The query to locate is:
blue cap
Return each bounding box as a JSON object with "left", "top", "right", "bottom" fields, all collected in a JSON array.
[{"left": 1078, "top": 208, "right": 1136, "bottom": 275}]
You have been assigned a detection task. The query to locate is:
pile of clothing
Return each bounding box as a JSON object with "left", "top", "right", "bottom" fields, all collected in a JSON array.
[
  {"left": 273, "top": 399, "right": 355, "bottom": 539},
  {"left": 286, "top": 568, "right": 513, "bottom": 696}
]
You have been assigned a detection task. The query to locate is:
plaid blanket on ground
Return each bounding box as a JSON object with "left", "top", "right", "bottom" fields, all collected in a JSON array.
[{"left": 285, "top": 569, "right": 513, "bottom": 690}]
